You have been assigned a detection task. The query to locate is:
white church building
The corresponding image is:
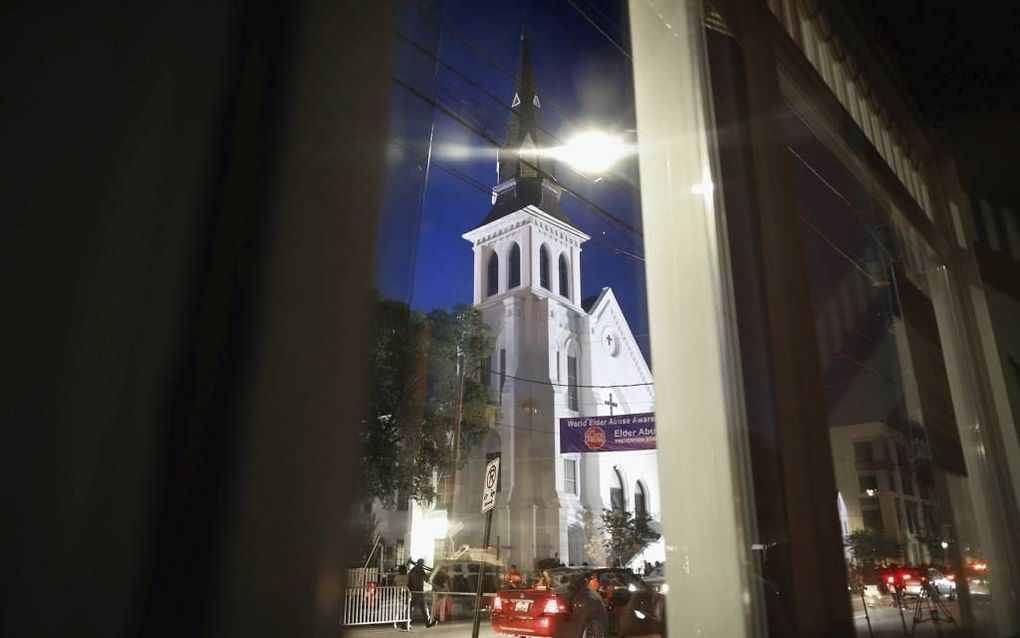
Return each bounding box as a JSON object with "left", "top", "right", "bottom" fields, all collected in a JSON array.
[{"left": 375, "top": 34, "right": 662, "bottom": 572}]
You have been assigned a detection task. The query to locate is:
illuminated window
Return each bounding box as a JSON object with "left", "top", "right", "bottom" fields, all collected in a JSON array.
[
  {"left": 564, "top": 459, "right": 578, "bottom": 495},
  {"left": 859, "top": 475, "right": 879, "bottom": 492}
]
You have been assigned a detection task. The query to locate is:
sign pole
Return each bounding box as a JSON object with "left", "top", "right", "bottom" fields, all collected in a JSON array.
[
  {"left": 471, "top": 509, "right": 494, "bottom": 638},
  {"left": 474, "top": 456, "right": 500, "bottom": 638}
]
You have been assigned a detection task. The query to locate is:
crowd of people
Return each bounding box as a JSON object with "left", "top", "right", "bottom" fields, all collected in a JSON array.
[{"left": 388, "top": 557, "right": 665, "bottom": 630}]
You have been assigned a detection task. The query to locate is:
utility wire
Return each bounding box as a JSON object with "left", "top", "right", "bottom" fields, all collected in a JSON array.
[
  {"left": 387, "top": 19, "right": 900, "bottom": 386},
  {"left": 393, "top": 27, "right": 642, "bottom": 204},
  {"left": 394, "top": 122, "right": 893, "bottom": 386},
  {"left": 557, "top": 0, "right": 631, "bottom": 60},
  {"left": 388, "top": 90, "right": 646, "bottom": 263},
  {"left": 391, "top": 75, "right": 644, "bottom": 242},
  {"left": 577, "top": 0, "right": 623, "bottom": 33},
  {"left": 400, "top": 0, "right": 615, "bottom": 143},
  {"left": 486, "top": 369, "right": 654, "bottom": 388}
]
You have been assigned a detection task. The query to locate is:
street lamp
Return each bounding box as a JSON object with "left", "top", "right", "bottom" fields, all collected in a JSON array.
[{"left": 551, "top": 130, "right": 632, "bottom": 180}]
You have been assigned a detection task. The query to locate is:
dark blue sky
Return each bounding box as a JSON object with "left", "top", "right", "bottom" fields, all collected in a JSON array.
[{"left": 375, "top": 0, "right": 651, "bottom": 362}]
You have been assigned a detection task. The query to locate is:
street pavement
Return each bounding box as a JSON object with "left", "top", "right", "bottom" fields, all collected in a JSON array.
[
  {"left": 851, "top": 598, "right": 984, "bottom": 637},
  {"left": 344, "top": 619, "right": 498, "bottom": 638},
  {"left": 344, "top": 600, "right": 987, "bottom": 638}
]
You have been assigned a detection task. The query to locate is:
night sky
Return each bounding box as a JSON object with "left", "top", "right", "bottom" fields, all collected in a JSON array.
[{"left": 374, "top": 0, "right": 652, "bottom": 362}]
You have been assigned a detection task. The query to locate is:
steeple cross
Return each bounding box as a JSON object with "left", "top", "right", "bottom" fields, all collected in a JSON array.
[
  {"left": 604, "top": 392, "right": 618, "bottom": 416},
  {"left": 605, "top": 334, "right": 613, "bottom": 347}
]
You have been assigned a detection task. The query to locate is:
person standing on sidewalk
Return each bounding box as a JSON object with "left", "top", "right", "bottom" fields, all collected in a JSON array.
[
  {"left": 507, "top": 565, "right": 522, "bottom": 589},
  {"left": 429, "top": 568, "right": 450, "bottom": 624},
  {"left": 408, "top": 559, "right": 436, "bottom": 629}
]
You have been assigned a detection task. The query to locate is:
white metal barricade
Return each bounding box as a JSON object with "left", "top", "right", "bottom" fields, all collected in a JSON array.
[
  {"left": 341, "top": 586, "right": 410, "bottom": 626},
  {"left": 345, "top": 568, "right": 381, "bottom": 588}
]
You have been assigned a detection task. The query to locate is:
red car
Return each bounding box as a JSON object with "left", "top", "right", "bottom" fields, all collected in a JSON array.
[{"left": 491, "top": 571, "right": 608, "bottom": 638}]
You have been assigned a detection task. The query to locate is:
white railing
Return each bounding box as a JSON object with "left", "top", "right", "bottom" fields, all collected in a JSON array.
[
  {"left": 342, "top": 585, "right": 410, "bottom": 626},
  {"left": 340, "top": 588, "right": 501, "bottom": 626},
  {"left": 346, "top": 567, "right": 381, "bottom": 588}
]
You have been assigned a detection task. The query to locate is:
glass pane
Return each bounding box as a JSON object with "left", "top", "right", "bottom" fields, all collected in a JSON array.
[
  {"left": 781, "top": 103, "right": 998, "bottom": 636},
  {"left": 344, "top": 1, "right": 671, "bottom": 635}
]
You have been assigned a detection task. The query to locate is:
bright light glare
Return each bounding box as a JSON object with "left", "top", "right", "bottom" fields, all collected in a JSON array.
[
  {"left": 428, "top": 516, "right": 448, "bottom": 538},
  {"left": 554, "top": 131, "right": 630, "bottom": 176},
  {"left": 690, "top": 180, "right": 714, "bottom": 196}
]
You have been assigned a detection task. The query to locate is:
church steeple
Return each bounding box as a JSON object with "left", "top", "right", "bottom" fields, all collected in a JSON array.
[
  {"left": 499, "top": 32, "right": 547, "bottom": 183},
  {"left": 479, "top": 32, "right": 568, "bottom": 227}
]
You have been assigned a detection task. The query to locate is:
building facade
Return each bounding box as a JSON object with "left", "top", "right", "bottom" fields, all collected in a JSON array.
[{"left": 373, "top": 35, "right": 661, "bottom": 573}]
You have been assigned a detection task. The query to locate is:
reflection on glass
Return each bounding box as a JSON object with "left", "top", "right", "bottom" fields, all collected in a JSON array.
[
  {"left": 343, "top": 1, "right": 664, "bottom": 634},
  {"left": 783, "top": 106, "right": 994, "bottom": 635}
]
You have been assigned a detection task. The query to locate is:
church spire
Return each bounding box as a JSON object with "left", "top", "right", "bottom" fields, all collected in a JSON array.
[
  {"left": 480, "top": 32, "right": 568, "bottom": 228},
  {"left": 499, "top": 31, "right": 547, "bottom": 184}
]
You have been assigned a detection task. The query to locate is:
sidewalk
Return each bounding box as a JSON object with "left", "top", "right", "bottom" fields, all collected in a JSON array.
[{"left": 344, "top": 619, "right": 498, "bottom": 638}]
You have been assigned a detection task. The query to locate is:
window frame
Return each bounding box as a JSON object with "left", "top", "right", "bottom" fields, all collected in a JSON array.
[{"left": 508, "top": 242, "right": 521, "bottom": 289}]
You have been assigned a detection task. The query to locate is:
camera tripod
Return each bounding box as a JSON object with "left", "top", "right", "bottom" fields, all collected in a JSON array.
[{"left": 907, "top": 581, "right": 956, "bottom": 637}]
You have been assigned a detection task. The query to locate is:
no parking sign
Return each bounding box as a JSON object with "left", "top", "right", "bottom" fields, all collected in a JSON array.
[{"left": 481, "top": 457, "right": 499, "bottom": 513}]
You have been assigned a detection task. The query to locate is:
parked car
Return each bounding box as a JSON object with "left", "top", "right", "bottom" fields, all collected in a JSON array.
[
  {"left": 896, "top": 567, "right": 927, "bottom": 598},
  {"left": 491, "top": 570, "right": 608, "bottom": 638},
  {"left": 901, "top": 568, "right": 956, "bottom": 600},
  {"left": 433, "top": 559, "right": 505, "bottom": 594},
  {"left": 965, "top": 561, "right": 991, "bottom": 598}
]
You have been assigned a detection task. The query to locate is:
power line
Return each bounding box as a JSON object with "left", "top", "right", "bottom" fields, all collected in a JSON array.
[
  {"left": 488, "top": 369, "right": 654, "bottom": 388},
  {"left": 396, "top": 0, "right": 644, "bottom": 202},
  {"left": 390, "top": 8, "right": 897, "bottom": 390},
  {"left": 391, "top": 74, "right": 645, "bottom": 244},
  {"left": 387, "top": 99, "right": 645, "bottom": 264},
  {"left": 555, "top": 0, "right": 631, "bottom": 60},
  {"left": 392, "top": 26, "right": 643, "bottom": 214},
  {"left": 400, "top": 0, "right": 616, "bottom": 143},
  {"left": 577, "top": 0, "right": 623, "bottom": 33}
]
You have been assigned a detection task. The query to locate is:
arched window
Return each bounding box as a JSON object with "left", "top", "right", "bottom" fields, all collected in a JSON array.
[
  {"left": 539, "top": 244, "right": 551, "bottom": 290},
  {"left": 634, "top": 481, "right": 647, "bottom": 517},
  {"left": 610, "top": 467, "right": 626, "bottom": 512},
  {"left": 558, "top": 253, "right": 570, "bottom": 298},
  {"left": 487, "top": 251, "right": 499, "bottom": 297},
  {"left": 508, "top": 242, "right": 521, "bottom": 289}
]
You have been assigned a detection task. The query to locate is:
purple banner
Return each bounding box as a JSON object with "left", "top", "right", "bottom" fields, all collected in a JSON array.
[{"left": 559, "top": 412, "right": 656, "bottom": 453}]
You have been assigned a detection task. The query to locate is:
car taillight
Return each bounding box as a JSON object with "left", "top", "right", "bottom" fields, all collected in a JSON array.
[
  {"left": 542, "top": 596, "right": 566, "bottom": 615},
  {"left": 493, "top": 596, "right": 503, "bottom": 611},
  {"left": 886, "top": 576, "right": 895, "bottom": 584}
]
